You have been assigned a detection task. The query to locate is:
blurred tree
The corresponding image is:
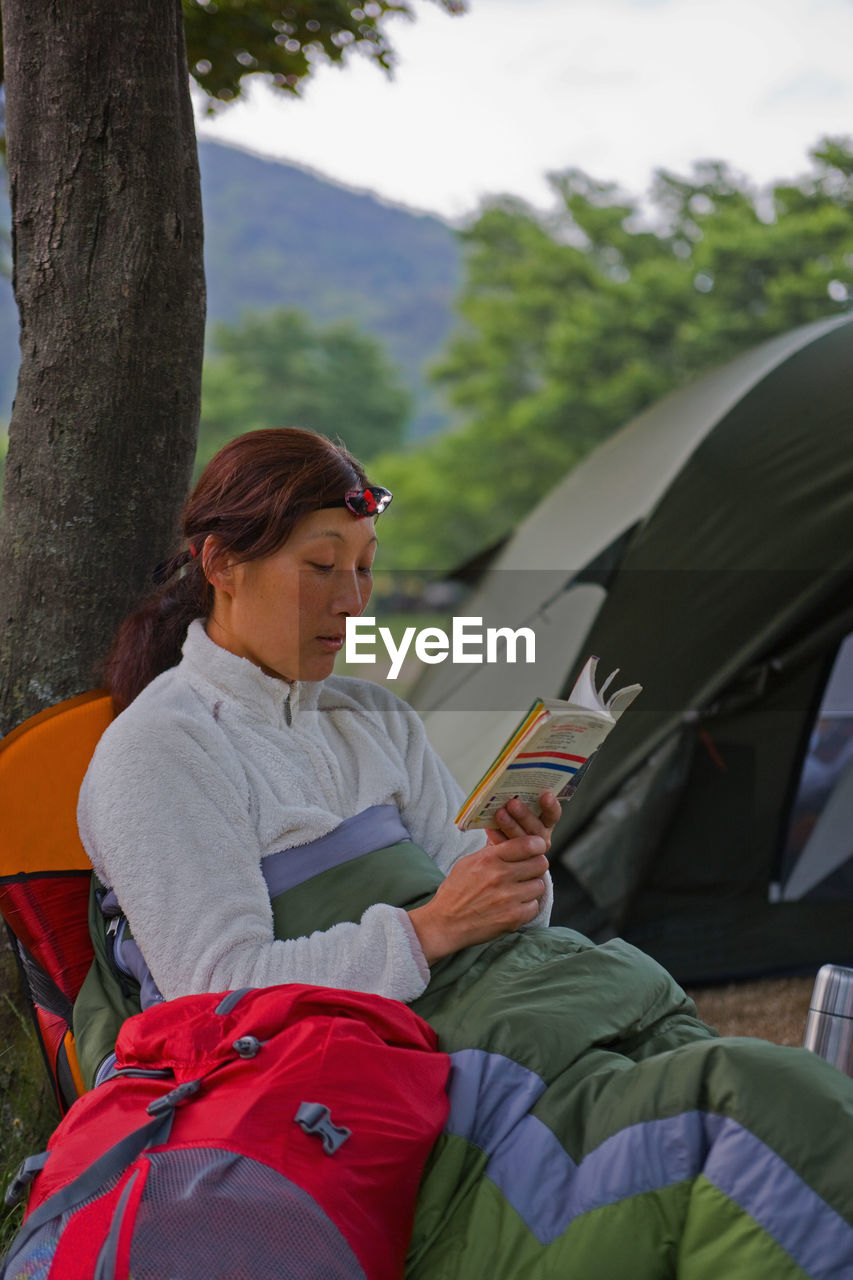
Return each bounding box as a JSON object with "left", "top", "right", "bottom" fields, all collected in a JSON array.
[
  {"left": 376, "top": 139, "right": 853, "bottom": 570},
  {"left": 197, "top": 309, "right": 412, "bottom": 469},
  {"left": 0, "top": 2, "right": 465, "bottom": 123},
  {"left": 183, "top": 0, "right": 464, "bottom": 106},
  {"left": 0, "top": 0, "right": 466, "bottom": 736}
]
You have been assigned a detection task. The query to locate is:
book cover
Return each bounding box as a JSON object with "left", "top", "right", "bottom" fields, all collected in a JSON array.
[{"left": 455, "top": 656, "right": 641, "bottom": 831}]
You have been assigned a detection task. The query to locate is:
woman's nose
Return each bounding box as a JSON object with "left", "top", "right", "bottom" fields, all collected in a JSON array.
[{"left": 332, "top": 570, "right": 370, "bottom": 616}]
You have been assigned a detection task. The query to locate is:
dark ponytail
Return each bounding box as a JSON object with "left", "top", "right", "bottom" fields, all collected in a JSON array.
[
  {"left": 101, "top": 563, "right": 210, "bottom": 712},
  {"left": 103, "top": 428, "right": 368, "bottom": 710}
]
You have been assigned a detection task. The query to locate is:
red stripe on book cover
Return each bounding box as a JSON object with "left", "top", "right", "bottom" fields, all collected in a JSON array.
[{"left": 514, "top": 752, "right": 586, "bottom": 763}]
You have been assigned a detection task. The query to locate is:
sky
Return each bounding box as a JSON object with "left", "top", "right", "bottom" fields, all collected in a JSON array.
[{"left": 195, "top": 0, "right": 853, "bottom": 222}]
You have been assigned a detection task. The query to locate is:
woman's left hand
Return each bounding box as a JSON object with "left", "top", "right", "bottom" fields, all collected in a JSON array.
[{"left": 486, "top": 791, "right": 562, "bottom": 854}]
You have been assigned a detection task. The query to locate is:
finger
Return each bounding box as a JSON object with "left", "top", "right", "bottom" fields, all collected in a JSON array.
[
  {"left": 510, "top": 856, "right": 549, "bottom": 884},
  {"left": 503, "top": 796, "right": 548, "bottom": 837},
  {"left": 513, "top": 891, "right": 544, "bottom": 927},
  {"left": 538, "top": 791, "right": 562, "bottom": 830},
  {"left": 519, "top": 877, "right": 546, "bottom": 902},
  {"left": 496, "top": 837, "right": 548, "bottom": 865},
  {"left": 493, "top": 803, "right": 526, "bottom": 840}
]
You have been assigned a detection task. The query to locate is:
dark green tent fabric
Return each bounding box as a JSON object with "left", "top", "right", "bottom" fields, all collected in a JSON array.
[
  {"left": 562, "top": 317, "right": 853, "bottom": 829},
  {"left": 410, "top": 313, "right": 853, "bottom": 982}
]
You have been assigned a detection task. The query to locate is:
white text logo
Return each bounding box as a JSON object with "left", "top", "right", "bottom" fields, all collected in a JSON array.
[{"left": 345, "top": 616, "right": 536, "bottom": 680}]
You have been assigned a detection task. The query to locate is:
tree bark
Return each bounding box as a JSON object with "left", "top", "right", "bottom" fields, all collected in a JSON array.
[{"left": 0, "top": 0, "right": 205, "bottom": 735}]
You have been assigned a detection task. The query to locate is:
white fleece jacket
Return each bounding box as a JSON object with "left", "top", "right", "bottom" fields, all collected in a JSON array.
[{"left": 77, "top": 619, "right": 553, "bottom": 1005}]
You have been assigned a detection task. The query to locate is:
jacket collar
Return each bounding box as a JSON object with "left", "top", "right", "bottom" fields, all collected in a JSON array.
[{"left": 181, "top": 619, "right": 322, "bottom": 726}]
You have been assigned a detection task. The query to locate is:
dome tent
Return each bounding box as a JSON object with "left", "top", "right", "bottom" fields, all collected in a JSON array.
[{"left": 409, "top": 313, "right": 853, "bottom": 983}]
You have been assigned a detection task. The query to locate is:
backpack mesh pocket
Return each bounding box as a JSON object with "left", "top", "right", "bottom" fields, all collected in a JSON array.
[
  {"left": 2, "top": 1223, "right": 60, "bottom": 1280},
  {"left": 127, "top": 1146, "right": 367, "bottom": 1280}
]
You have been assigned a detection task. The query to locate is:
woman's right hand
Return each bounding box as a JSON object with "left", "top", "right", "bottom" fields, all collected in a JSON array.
[{"left": 407, "top": 835, "right": 549, "bottom": 965}]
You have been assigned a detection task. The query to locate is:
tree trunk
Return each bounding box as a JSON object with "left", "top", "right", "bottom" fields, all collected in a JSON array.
[{"left": 0, "top": 0, "right": 205, "bottom": 735}]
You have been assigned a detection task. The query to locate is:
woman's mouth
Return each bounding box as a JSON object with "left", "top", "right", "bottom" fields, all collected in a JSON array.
[{"left": 317, "top": 635, "right": 344, "bottom": 653}]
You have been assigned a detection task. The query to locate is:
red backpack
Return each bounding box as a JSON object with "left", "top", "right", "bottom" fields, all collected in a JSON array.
[{"left": 3, "top": 983, "right": 450, "bottom": 1280}]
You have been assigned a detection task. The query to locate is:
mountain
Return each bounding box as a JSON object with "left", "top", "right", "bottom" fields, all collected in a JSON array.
[
  {"left": 0, "top": 141, "right": 464, "bottom": 437},
  {"left": 0, "top": 253, "right": 17, "bottom": 423}
]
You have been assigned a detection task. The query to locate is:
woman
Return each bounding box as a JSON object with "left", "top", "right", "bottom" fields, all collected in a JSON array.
[
  {"left": 76, "top": 428, "right": 853, "bottom": 1279},
  {"left": 78, "top": 428, "right": 559, "bottom": 1011}
]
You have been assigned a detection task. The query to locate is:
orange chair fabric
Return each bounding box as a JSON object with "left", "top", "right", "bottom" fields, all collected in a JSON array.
[
  {"left": 0, "top": 690, "right": 115, "bottom": 1110},
  {"left": 0, "top": 690, "right": 114, "bottom": 875}
]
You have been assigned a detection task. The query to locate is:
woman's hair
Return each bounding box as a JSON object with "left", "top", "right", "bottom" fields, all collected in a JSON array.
[{"left": 103, "top": 428, "right": 369, "bottom": 710}]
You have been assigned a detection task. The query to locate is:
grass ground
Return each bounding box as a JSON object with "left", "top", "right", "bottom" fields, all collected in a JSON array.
[
  {"left": 0, "top": 945, "right": 55, "bottom": 1252},
  {"left": 686, "top": 974, "right": 815, "bottom": 1046}
]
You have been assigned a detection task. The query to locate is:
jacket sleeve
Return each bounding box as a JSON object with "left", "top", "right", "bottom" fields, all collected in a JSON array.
[{"left": 77, "top": 708, "right": 430, "bottom": 1005}]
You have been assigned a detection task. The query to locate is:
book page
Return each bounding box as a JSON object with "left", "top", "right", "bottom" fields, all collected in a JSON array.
[{"left": 565, "top": 655, "right": 605, "bottom": 714}]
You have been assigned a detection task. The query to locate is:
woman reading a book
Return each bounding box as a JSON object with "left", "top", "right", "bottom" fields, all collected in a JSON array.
[
  {"left": 75, "top": 427, "right": 853, "bottom": 1280},
  {"left": 78, "top": 428, "right": 560, "bottom": 1014}
]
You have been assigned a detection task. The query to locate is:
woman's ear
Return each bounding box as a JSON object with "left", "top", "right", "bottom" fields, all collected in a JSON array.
[{"left": 202, "top": 537, "right": 237, "bottom": 597}]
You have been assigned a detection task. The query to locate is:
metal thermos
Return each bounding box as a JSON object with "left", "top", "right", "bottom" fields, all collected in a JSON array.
[{"left": 802, "top": 964, "right": 853, "bottom": 1076}]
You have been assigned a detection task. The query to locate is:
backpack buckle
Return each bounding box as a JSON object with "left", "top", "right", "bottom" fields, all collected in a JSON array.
[{"left": 294, "top": 1102, "right": 351, "bottom": 1155}]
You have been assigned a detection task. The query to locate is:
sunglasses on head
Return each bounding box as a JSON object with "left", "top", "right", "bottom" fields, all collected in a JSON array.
[{"left": 324, "top": 486, "right": 393, "bottom": 518}]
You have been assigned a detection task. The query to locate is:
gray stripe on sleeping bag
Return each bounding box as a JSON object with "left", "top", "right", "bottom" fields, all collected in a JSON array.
[
  {"left": 702, "top": 1116, "right": 853, "bottom": 1279},
  {"left": 262, "top": 805, "right": 410, "bottom": 896},
  {"left": 446, "top": 1049, "right": 853, "bottom": 1270},
  {"left": 444, "top": 1050, "right": 570, "bottom": 1244},
  {"left": 114, "top": 920, "right": 165, "bottom": 1011}
]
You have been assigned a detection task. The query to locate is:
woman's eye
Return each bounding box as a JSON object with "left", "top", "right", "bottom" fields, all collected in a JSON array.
[
  {"left": 308, "top": 562, "right": 335, "bottom": 573},
  {"left": 358, "top": 566, "right": 374, "bottom": 578}
]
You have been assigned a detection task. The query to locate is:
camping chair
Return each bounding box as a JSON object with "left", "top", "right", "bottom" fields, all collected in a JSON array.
[{"left": 0, "top": 690, "right": 114, "bottom": 1113}]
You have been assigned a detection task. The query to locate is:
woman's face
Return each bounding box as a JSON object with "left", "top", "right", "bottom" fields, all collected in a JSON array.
[{"left": 205, "top": 508, "right": 377, "bottom": 683}]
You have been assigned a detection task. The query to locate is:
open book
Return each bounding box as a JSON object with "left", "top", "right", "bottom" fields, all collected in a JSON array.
[{"left": 455, "top": 656, "right": 642, "bottom": 831}]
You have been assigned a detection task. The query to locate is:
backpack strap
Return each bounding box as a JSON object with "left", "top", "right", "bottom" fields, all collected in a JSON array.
[
  {"left": 4, "top": 1152, "right": 50, "bottom": 1208},
  {"left": 2, "top": 1080, "right": 199, "bottom": 1270}
]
